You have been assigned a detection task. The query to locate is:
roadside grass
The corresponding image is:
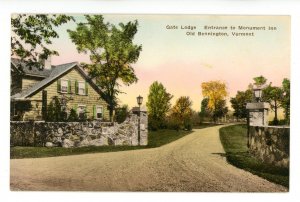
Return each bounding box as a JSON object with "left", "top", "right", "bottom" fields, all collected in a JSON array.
[
  {"left": 11, "top": 129, "right": 193, "bottom": 159},
  {"left": 219, "top": 124, "right": 289, "bottom": 188}
]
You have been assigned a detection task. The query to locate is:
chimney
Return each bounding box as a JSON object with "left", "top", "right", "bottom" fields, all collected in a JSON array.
[{"left": 44, "top": 56, "right": 52, "bottom": 70}]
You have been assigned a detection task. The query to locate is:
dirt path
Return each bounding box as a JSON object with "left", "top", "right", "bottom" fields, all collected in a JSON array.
[{"left": 10, "top": 125, "right": 287, "bottom": 192}]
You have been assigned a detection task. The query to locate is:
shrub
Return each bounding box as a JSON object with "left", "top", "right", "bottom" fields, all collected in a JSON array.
[
  {"left": 114, "top": 105, "right": 129, "bottom": 123},
  {"left": 68, "top": 109, "right": 78, "bottom": 121}
]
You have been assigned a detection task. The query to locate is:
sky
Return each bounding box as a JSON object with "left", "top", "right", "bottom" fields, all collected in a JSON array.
[{"left": 46, "top": 14, "right": 290, "bottom": 111}]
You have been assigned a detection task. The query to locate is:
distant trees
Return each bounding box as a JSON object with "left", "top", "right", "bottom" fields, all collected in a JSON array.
[
  {"left": 201, "top": 81, "right": 228, "bottom": 122},
  {"left": 263, "top": 85, "right": 283, "bottom": 124},
  {"left": 230, "top": 89, "right": 252, "bottom": 121},
  {"left": 281, "top": 78, "right": 290, "bottom": 124},
  {"left": 230, "top": 75, "right": 290, "bottom": 125},
  {"left": 170, "top": 96, "right": 193, "bottom": 130}
]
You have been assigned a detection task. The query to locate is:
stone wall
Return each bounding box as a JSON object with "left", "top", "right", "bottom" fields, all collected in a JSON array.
[
  {"left": 11, "top": 112, "right": 148, "bottom": 148},
  {"left": 249, "top": 126, "right": 289, "bottom": 168}
]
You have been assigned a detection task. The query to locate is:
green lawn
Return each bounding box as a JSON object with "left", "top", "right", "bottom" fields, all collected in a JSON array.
[
  {"left": 219, "top": 124, "right": 289, "bottom": 188},
  {"left": 11, "top": 129, "right": 193, "bottom": 159}
]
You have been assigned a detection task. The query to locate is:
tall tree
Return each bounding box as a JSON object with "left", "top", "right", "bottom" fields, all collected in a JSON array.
[
  {"left": 146, "top": 81, "right": 173, "bottom": 130},
  {"left": 263, "top": 84, "right": 283, "bottom": 124},
  {"left": 201, "top": 81, "right": 228, "bottom": 122},
  {"left": 199, "top": 97, "right": 212, "bottom": 121},
  {"left": 11, "top": 14, "right": 74, "bottom": 70},
  {"left": 171, "top": 96, "right": 193, "bottom": 129},
  {"left": 281, "top": 78, "right": 290, "bottom": 124},
  {"left": 230, "top": 89, "right": 252, "bottom": 120},
  {"left": 68, "top": 15, "right": 142, "bottom": 121}
]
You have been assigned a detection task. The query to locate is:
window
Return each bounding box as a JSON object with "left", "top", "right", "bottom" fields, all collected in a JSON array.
[
  {"left": 96, "top": 106, "right": 103, "bottom": 119},
  {"left": 61, "top": 79, "right": 68, "bottom": 93},
  {"left": 78, "top": 105, "right": 86, "bottom": 120},
  {"left": 78, "top": 81, "right": 85, "bottom": 95}
]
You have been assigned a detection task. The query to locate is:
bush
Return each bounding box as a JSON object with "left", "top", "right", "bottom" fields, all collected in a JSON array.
[
  {"left": 114, "top": 105, "right": 129, "bottom": 124},
  {"left": 68, "top": 109, "right": 78, "bottom": 121},
  {"left": 166, "top": 116, "right": 181, "bottom": 131}
]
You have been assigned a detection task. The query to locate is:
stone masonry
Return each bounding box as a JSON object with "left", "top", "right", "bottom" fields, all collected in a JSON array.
[
  {"left": 249, "top": 126, "right": 289, "bottom": 168},
  {"left": 10, "top": 111, "right": 148, "bottom": 148}
]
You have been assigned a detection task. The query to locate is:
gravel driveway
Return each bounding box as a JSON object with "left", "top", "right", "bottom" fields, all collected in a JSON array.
[{"left": 10, "top": 125, "right": 287, "bottom": 192}]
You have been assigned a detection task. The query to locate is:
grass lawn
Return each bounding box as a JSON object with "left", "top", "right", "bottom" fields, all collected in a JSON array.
[
  {"left": 219, "top": 124, "right": 289, "bottom": 188},
  {"left": 11, "top": 129, "right": 193, "bottom": 159}
]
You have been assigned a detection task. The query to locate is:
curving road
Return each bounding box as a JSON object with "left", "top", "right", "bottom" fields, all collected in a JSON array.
[{"left": 10, "top": 125, "right": 287, "bottom": 192}]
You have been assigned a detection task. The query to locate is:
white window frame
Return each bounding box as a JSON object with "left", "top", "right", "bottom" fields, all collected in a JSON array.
[
  {"left": 78, "top": 81, "right": 86, "bottom": 95},
  {"left": 96, "top": 105, "right": 103, "bottom": 120},
  {"left": 77, "top": 105, "right": 86, "bottom": 118},
  {"left": 61, "top": 79, "right": 69, "bottom": 94}
]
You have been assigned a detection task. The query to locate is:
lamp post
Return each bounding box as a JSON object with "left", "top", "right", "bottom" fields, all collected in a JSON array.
[
  {"left": 136, "top": 95, "right": 143, "bottom": 145},
  {"left": 253, "top": 86, "right": 263, "bottom": 102}
]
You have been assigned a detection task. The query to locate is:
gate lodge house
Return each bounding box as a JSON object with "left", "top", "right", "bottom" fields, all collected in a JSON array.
[{"left": 10, "top": 58, "right": 109, "bottom": 121}]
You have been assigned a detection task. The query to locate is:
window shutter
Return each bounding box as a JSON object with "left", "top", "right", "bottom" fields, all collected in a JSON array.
[
  {"left": 85, "top": 82, "right": 88, "bottom": 95},
  {"left": 75, "top": 80, "right": 78, "bottom": 94},
  {"left": 68, "top": 80, "right": 71, "bottom": 93},
  {"left": 93, "top": 105, "right": 96, "bottom": 119},
  {"left": 57, "top": 79, "right": 61, "bottom": 92}
]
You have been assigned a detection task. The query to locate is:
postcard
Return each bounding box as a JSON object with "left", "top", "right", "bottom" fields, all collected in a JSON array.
[{"left": 10, "top": 14, "right": 290, "bottom": 192}]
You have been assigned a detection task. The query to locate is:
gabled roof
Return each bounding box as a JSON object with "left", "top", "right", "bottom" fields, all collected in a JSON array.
[
  {"left": 11, "top": 58, "right": 53, "bottom": 78},
  {"left": 11, "top": 62, "right": 78, "bottom": 100}
]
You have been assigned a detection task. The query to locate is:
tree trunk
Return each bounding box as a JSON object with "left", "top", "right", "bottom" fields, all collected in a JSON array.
[{"left": 274, "top": 100, "right": 278, "bottom": 125}]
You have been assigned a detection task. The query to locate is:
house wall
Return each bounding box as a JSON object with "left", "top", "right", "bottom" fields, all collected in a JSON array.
[{"left": 23, "top": 68, "right": 109, "bottom": 121}]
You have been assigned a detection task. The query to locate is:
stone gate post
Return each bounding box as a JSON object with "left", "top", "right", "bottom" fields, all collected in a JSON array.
[{"left": 132, "top": 106, "right": 148, "bottom": 146}]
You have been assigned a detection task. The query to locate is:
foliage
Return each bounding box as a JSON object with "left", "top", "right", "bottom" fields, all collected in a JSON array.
[
  {"left": 230, "top": 89, "right": 252, "bottom": 120},
  {"left": 201, "top": 81, "right": 228, "bottom": 122},
  {"left": 262, "top": 84, "right": 283, "bottom": 124},
  {"left": 219, "top": 124, "right": 289, "bottom": 188},
  {"left": 11, "top": 101, "right": 32, "bottom": 121},
  {"left": 170, "top": 96, "right": 193, "bottom": 130},
  {"left": 213, "top": 99, "right": 228, "bottom": 121},
  {"left": 46, "top": 96, "right": 66, "bottom": 122},
  {"left": 281, "top": 78, "right": 290, "bottom": 124},
  {"left": 146, "top": 81, "right": 173, "bottom": 130},
  {"left": 68, "top": 15, "right": 142, "bottom": 121},
  {"left": 11, "top": 14, "right": 74, "bottom": 70},
  {"left": 114, "top": 105, "right": 129, "bottom": 123},
  {"left": 253, "top": 75, "right": 267, "bottom": 86},
  {"left": 68, "top": 109, "right": 79, "bottom": 122},
  {"left": 199, "top": 98, "right": 212, "bottom": 122}
]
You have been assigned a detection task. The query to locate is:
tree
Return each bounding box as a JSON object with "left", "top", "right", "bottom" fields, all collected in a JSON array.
[
  {"left": 146, "top": 81, "right": 173, "bottom": 130},
  {"left": 11, "top": 14, "right": 74, "bottom": 70},
  {"left": 68, "top": 15, "right": 142, "bottom": 121},
  {"left": 213, "top": 99, "right": 228, "bottom": 122},
  {"left": 199, "top": 98, "right": 212, "bottom": 122},
  {"left": 170, "top": 96, "right": 193, "bottom": 130},
  {"left": 262, "top": 84, "right": 283, "bottom": 124},
  {"left": 201, "top": 81, "right": 228, "bottom": 122},
  {"left": 281, "top": 78, "right": 290, "bottom": 124},
  {"left": 230, "top": 89, "right": 252, "bottom": 120}
]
